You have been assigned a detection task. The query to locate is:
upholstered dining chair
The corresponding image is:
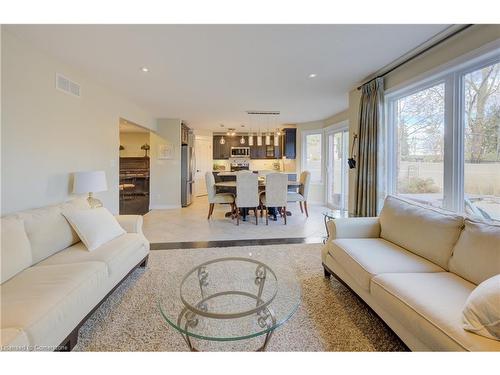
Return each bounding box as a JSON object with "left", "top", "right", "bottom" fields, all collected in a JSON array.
[
  {"left": 205, "top": 172, "right": 235, "bottom": 219},
  {"left": 235, "top": 172, "right": 259, "bottom": 225},
  {"left": 287, "top": 171, "right": 311, "bottom": 217},
  {"left": 260, "top": 173, "right": 288, "bottom": 225}
]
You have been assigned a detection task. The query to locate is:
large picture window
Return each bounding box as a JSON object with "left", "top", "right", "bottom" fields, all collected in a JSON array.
[{"left": 386, "top": 51, "right": 499, "bottom": 222}]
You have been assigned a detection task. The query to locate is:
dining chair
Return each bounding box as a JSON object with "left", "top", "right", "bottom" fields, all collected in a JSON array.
[
  {"left": 260, "top": 173, "right": 288, "bottom": 225},
  {"left": 235, "top": 172, "right": 259, "bottom": 225},
  {"left": 287, "top": 171, "right": 311, "bottom": 217},
  {"left": 205, "top": 172, "right": 235, "bottom": 219}
]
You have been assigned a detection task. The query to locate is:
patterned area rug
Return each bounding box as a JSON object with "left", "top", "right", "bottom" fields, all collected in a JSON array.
[{"left": 74, "top": 243, "right": 407, "bottom": 351}]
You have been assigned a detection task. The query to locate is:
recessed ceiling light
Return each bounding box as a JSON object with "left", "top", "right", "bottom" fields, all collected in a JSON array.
[
  {"left": 140, "top": 67, "right": 149, "bottom": 73},
  {"left": 309, "top": 73, "right": 317, "bottom": 78}
]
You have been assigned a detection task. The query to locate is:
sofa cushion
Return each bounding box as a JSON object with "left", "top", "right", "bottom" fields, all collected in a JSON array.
[
  {"left": 371, "top": 272, "right": 500, "bottom": 351},
  {"left": 0, "top": 328, "right": 30, "bottom": 350},
  {"left": 1, "top": 217, "right": 33, "bottom": 283},
  {"left": 328, "top": 238, "right": 443, "bottom": 291},
  {"left": 379, "top": 195, "right": 464, "bottom": 269},
  {"left": 449, "top": 219, "right": 500, "bottom": 285},
  {"left": 0, "top": 262, "right": 108, "bottom": 350},
  {"left": 15, "top": 198, "right": 90, "bottom": 264},
  {"left": 38, "top": 233, "right": 148, "bottom": 276}
]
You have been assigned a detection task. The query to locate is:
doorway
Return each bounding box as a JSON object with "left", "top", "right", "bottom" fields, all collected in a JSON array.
[
  {"left": 326, "top": 125, "right": 349, "bottom": 210},
  {"left": 194, "top": 135, "right": 213, "bottom": 197},
  {"left": 119, "top": 118, "right": 151, "bottom": 215}
]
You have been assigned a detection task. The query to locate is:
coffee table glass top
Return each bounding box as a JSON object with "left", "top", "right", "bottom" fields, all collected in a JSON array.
[{"left": 158, "top": 257, "right": 301, "bottom": 342}]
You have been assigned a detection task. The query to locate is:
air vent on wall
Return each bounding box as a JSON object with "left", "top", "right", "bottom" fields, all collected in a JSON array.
[{"left": 55, "top": 73, "right": 81, "bottom": 97}]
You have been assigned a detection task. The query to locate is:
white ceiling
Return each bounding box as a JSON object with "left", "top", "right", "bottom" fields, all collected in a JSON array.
[{"left": 6, "top": 24, "right": 450, "bottom": 130}]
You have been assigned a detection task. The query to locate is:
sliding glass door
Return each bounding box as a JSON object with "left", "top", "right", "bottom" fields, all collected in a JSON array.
[{"left": 326, "top": 128, "right": 349, "bottom": 210}]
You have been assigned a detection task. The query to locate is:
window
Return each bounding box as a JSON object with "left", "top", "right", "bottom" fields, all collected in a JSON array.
[
  {"left": 303, "top": 132, "right": 323, "bottom": 183},
  {"left": 326, "top": 127, "right": 349, "bottom": 210},
  {"left": 463, "top": 63, "right": 500, "bottom": 221},
  {"left": 393, "top": 83, "right": 445, "bottom": 207},
  {"left": 386, "top": 51, "right": 500, "bottom": 222}
]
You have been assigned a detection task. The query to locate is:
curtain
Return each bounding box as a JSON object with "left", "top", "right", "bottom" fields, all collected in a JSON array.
[{"left": 354, "top": 77, "right": 384, "bottom": 217}]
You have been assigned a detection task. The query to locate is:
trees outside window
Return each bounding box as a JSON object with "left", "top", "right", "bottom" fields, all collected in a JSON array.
[{"left": 463, "top": 62, "right": 500, "bottom": 221}]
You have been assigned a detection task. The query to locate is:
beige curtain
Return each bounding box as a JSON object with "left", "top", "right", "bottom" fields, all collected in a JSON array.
[{"left": 355, "top": 78, "right": 384, "bottom": 217}]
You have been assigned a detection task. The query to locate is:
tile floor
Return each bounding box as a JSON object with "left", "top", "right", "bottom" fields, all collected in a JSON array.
[{"left": 143, "top": 195, "right": 328, "bottom": 243}]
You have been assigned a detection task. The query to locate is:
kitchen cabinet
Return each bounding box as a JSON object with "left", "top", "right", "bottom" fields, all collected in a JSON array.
[
  {"left": 281, "top": 128, "right": 296, "bottom": 159},
  {"left": 213, "top": 136, "right": 230, "bottom": 159},
  {"left": 213, "top": 132, "right": 295, "bottom": 160}
]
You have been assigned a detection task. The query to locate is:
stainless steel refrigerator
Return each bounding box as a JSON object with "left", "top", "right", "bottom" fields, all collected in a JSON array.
[{"left": 181, "top": 134, "right": 195, "bottom": 207}]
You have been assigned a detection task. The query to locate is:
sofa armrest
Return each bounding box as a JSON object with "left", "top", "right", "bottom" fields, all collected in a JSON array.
[
  {"left": 115, "top": 215, "right": 144, "bottom": 234},
  {"left": 326, "top": 217, "right": 381, "bottom": 241}
]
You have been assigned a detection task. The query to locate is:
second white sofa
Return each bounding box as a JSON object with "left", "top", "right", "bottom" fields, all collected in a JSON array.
[{"left": 322, "top": 195, "right": 500, "bottom": 351}]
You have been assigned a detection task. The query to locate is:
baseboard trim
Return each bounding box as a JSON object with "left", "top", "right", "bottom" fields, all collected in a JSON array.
[
  {"left": 149, "top": 204, "right": 181, "bottom": 210},
  {"left": 151, "top": 236, "right": 323, "bottom": 250}
]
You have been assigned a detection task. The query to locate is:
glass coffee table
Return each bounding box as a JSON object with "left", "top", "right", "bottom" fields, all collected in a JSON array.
[{"left": 158, "top": 257, "right": 301, "bottom": 351}]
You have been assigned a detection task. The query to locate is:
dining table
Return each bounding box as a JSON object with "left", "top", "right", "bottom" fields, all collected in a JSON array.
[{"left": 214, "top": 179, "right": 302, "bottom": 218}]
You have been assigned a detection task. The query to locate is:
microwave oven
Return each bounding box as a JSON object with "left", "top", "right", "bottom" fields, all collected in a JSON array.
[{"left": 231, "top": 147, "right": 250, "bottom": 157}]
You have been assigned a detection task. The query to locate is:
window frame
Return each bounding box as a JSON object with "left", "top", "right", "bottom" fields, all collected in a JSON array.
[
  {"left": 301, "top": 129, "right": 324, "bottom": 184},
  {"left": 384, "top": 43, "right": 500, "bottom": 215}
]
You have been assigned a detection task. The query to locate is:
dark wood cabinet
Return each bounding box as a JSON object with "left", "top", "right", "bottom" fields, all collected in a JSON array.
[
  {"left": 282, "top": 128, "right": 297, "bottom": 159},
  {"left": 212, "top": 130, "right": 295, "bottom": 160},
  {"left": 213, "top": 136, "right": 230, "bottom": 159}
]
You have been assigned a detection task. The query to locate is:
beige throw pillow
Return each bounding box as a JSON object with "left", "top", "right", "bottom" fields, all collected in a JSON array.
[
  {"left": 463, "top": 275, "right": 500, "bottom": 341},
  {"left": 63, "top": 207, "right": 125, "bottom": 251}
]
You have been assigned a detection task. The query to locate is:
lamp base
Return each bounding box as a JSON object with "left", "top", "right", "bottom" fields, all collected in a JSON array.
[{"left": 87, "top": 193, "right": 103, "bottom": 209}]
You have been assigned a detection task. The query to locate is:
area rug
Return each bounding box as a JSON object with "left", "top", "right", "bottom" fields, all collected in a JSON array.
[{"left": 74, "top": 243, "right": 407, "bottom": 351}]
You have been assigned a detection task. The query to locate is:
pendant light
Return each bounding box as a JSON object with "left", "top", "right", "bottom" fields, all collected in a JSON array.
[
  {"left": 265, "top": 115, "right": 271, "bottom": 145},
  {"left": 240, "top": 135, "right": 245, "bottom": 144},
  {"left": 257, "top": 129, "right": 262, "bottom": 146},
  {"left": 220, "top": 136, "right": 226, "bottom": 145},
  {"left": 248, "top": 132, "right": 254, "bottom": 146},
  {"left": 274, "top": 114, "right": 281, "bottom": 147}
]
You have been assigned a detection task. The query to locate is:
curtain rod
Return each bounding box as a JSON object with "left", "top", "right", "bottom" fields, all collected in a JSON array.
[{"left": 357, "top": 24, "right": 474, "bottom": 90}]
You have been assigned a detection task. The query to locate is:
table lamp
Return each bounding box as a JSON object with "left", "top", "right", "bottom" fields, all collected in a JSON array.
[{"left": 73, "top": 170, "right": 107, "bottom": 208}]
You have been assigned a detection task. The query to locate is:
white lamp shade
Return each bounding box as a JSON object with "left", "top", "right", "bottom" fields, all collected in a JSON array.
[{"left": 73, "top": 171, "right": 108, "bottom": 194}]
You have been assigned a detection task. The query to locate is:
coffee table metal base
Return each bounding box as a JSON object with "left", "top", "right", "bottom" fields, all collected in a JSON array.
[{"left": 177, "top": 305, "right": 277, "bottom": 352}]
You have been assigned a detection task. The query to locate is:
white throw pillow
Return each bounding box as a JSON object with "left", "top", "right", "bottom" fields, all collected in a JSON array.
[
  {"left": 63, "top": 207, "right": 125, "bottom": 251},
  {"left": 462, "top": 274, "right": 500, "bottom": 341}
]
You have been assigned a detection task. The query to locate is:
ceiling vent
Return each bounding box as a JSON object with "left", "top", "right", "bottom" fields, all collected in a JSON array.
[{"left": 55, "top": 73, "right": 81, "bottom": 97}]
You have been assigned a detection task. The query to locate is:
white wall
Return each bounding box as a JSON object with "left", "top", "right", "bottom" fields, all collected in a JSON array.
[
  {"left": 120, "top": 132, "right": 150, "bottom": 157},
  {"left": 149, "top": 118, "right": 182, "bottom": 209},
  {"left": 1, "top": 29, "right": 156, "bottom": 215}
]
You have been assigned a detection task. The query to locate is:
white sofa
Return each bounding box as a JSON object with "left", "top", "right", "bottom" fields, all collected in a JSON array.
[
  {"left": 0, "top": 198, "right": 149, "bottom": 351},
  {"left": 322, "top": 195, "right": 500, "bottom": 351}
]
